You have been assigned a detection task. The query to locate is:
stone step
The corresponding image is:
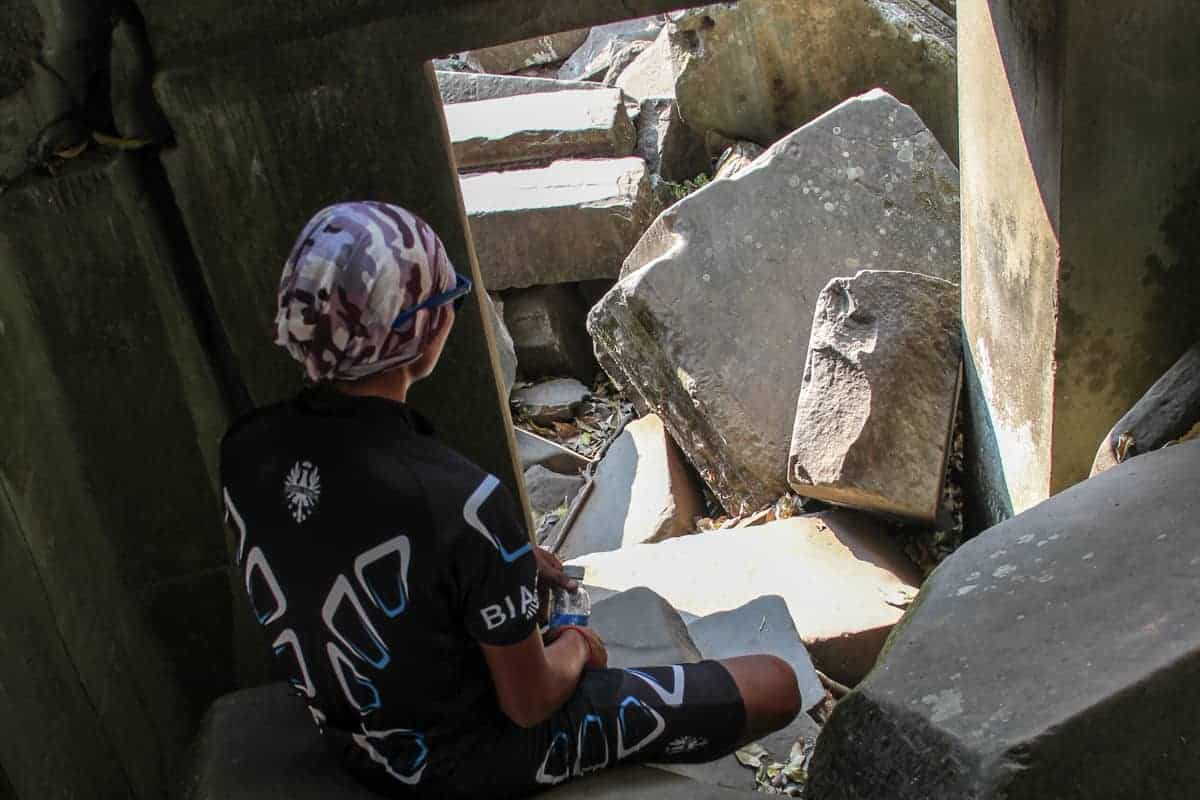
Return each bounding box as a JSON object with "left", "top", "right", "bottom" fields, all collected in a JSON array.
[
  {"left": 436, "top": 70, "right": 606, "bottom": 105},
  {"left": 462, "top": 157, "right": 658, "bottom": 291},
  {"left": 568, "top": 510, "right": 924, "bottom": 685},
  {"left": 446, "top": 88, "right": 635, "bottom": 171},
  {"left": 808, "top": 440, "right": 1200, "bottom": 800}
]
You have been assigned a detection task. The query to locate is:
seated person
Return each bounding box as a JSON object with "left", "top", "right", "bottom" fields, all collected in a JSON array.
[{"left": 220, "top": 202, "right": 800, "bottom": 799}]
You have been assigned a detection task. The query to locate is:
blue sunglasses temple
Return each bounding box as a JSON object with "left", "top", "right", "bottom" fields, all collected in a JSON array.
[{"left": 392, "top": 273, "right": 473, "bottom": 329}]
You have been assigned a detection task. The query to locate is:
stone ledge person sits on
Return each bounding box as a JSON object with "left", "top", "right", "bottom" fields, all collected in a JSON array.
[{"left": 220, "top": 201, "right": 800, "bottom": 799}]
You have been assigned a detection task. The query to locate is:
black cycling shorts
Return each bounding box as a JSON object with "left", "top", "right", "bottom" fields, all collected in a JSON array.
[{"left": 345, "top": 660, "right": 746, "bottom": 800}]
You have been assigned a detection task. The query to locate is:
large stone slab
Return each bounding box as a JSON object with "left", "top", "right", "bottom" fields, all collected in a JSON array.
[
  {"left": 1091, "top": 340, "right": 1200, "bottom": 476},
  {"left": 516, "top": 428, "right": 593, "bottom": 475},
  {"left": 525, "top": 465, "right": 588, "bottom": 517},
  {"left": 436, "top": 70, "right": 604, "bottom": 104},
  {"left": 590, "top": 586, "right": 703, "bottom": 668},
  {"left": 614, "top": 26, "right": 677, "bottom": 101},
  {"left": 559, "top": 415, "right": 705, "bottom": 561},
  {"left": 789, "top": 270, "right": 962, "bottom": 524},
  {"left": 462, "top": 157, "right": 658, "bottom": 291},
  {"left": 503, "top": 284, "right": 598, "bottom": 382},
  {"left": 808, "top": 440, "right": 1200, "bottom": 800},
  {"left": 558, "top": 16, "right": 666, "bottom": 81},
  {"left": 446, "top": 88, "right": 636, "bottom": 171},
  {"left": 0, "top": 154, "right": 234, "bottom": 799},
  {"left": 569, "top": 511, "right": 923, "bottom": 684},
  {"left": 590, "top": 90, "right": 960, "bottom": 514},
  {"left": 513, "top": 378, "right": 591, "bottom": 425},
  {"left": 668, "top": 0, "right": 958, "bottom": 159},
  {"left": 463, "top": 28, "right": 590, "bottom": 74}
]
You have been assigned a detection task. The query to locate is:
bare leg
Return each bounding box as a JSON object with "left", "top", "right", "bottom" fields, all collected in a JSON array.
[{"left": 719, "top": 655, "right": 802, "bottom": 746}]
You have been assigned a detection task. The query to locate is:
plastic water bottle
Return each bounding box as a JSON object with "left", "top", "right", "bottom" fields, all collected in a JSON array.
[{"left": 550, "top": 565, "right": 590, "bottom": 627}]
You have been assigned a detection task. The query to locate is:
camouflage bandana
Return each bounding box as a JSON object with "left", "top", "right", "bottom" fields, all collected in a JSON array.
[{"left": 274, "top": 202, "right": 457, "bottom": 383}]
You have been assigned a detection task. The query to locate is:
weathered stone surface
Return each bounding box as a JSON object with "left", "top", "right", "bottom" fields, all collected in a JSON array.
[
  {"left": 559, "top": 415, "right": 705, "bottom": 561},
  {"left": 482, "top": 291, "right": 517, "bottom": 398},
  {"left": 591, "top": 586, "right": 702, "bottom": 668},
  {"left": 503, "top": 284, "right": 598, "bottom": 382},
  {"left": 712, "top": 141, "right": 764, "bottom": 181},
  {"left": 558, "top": 16, "right": 666, "bottom": 81},
  {"left": 513, "top": 378, "right": 590, "bottom": 425},
  {"left": 462, "top": 157, "right": 658, "bottom": 291},
  {"left": 545, "top": 765, "right": 754, "bottom": 799},
  {"left": 569, "top": 511, "right": 923, "bottom": 685},
  {"left": 635, "top": 97, "right": 709, "bottom": 182},
  {"left": 463, "top": 28, "right": 590, "bottom": 74},
  {"left": 614, "top": 26, "right": 677, "bottom": 101},
  {"left": 808, "top": 441, "right": 1200, "bottom": 800},
  {"left": 1091, "top": 341, "right": 1200, "bottom": 476},
  {"left": 591, "top": 90, "right": 960, "bottom": 513},
  {"left": 602, "top": 40, "right": 653, "bottom": 85},
  {"left": 0, "top": 154, "right": 234, "bottom": 799},
  {"left": 516, "top": 428, "right": 593, "bottom": 475},
  {"left": 668, "top": 1, "right": 958, "bottom": 159},
  {"left": 789, "top": 270, "right": 962, "bottom": 524},
  {"left": 525, "top": 465, "right": 587, "bottom": 517},
  {"left": 436, "top": 70, "right": 603, "bottom": 104},
  {"left": 446, "top": 88, "right": 635, "bottom": 171},
  {"left": 687, "top": 596, "right": 825, "bottom": 713}
]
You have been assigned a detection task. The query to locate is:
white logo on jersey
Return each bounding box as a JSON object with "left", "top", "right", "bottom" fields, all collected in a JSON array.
[{"left": 284, "top": 460, "right": 321, "bottom": 523}]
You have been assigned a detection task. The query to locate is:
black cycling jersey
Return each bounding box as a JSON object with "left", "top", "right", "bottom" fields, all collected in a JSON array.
[{"left": 221, "top": 386, "right": 539, "bottom": 787}]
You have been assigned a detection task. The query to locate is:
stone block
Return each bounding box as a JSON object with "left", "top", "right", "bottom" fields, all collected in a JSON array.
[
  {"left": 0, "top": 154, "right": 233, "bottom": 799},
  {"left": 516, "top": 428, "right": 593, "bottom": 475},
  {"left": 602, "top": 40, "right": 653, "bottom": 86},
  {"left": 590, "top": 90, "right": 960, "bottom": 514},
  {"left": 543, "top": 765, "right": 754, "bottom": 799},
  {"left": 446, "top": 88, "right": 635, "bottom": 171},
  {"left": 635, "top": 97, "right": 709, "bottom": 182},
  {"left": 482, "top": 291, "right": 517, "bottom": 398},
  {"left": 614, "top": 26, "right": 677, "bottom": 101},
  {"left": 590, "top": 586, "right": 702, "bottom": 668},
  {"left": 789, "top": 270, "right": 962, "bottom": 524},
  {"left": 807, "top": 440, "right": 1200, "bottom": 800},
  {"left": 558, "top": 16, "right": 666, "bottom": 81},
  {"left": 462, "top": 157, "right": 659, "bottom": 291},
  {"left": 503, "top": 284, "right": 598, "bottom": 382},
  {"left": 569, "top": 511, "right": 923, "bottom": 685},
  {"left": 463, "top": 28, "right": 590, "bottom": 74},
  {"left": 558, "top": 415, "right": 705, "bottom": 561},
  {"left": 513, "top": 378, "right": 591, "bottom": 425},
  {"left": 525, "top": 465, "right": 587, "bottom": 517},
  {"left": 712, "top": 141, "right": 764, "bottom": 181},
  {"left": 437, "top": 71, "right": 603, "bottom": 104},
  {"left": 687, "top": 596, "right": 825, "bottom": 713},
  {"left": 1091, "top": 341, "right": 1200, "bottom": 476},
  {"left": 669, "top": 0, "right": 958, "bottom": 159}
]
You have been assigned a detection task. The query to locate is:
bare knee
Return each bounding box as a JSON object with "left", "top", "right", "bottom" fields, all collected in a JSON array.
[{"left": 719, "top": 655, "right": 801, "bottom": 744}]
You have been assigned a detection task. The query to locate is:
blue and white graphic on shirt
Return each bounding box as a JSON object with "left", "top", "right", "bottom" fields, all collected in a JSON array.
[
  {"left": 627, "top": 666, "right": 685, "bottom": 707},
  {"left": 464, "top": 475, "right": 533, "bottom": 563},
  {"left": 535, "top": 731, "right": 571, "bottom": 786},
  {"left": 615, "top": 696, "right": 666, "bottom": 760},
  {"left": 227, "top": 480, "right": 428, "bottom": 787}
]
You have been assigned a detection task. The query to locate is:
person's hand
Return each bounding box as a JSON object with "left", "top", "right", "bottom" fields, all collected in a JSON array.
[
  {"left": 534, "top": 546, "right": 578, "bottom": 625},
  {"left": 546, "top": 624, "right": 607, "bottom": 670}
]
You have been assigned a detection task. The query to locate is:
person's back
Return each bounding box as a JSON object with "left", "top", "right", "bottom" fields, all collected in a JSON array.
[{"left": 221, "top": 201, "right": 802, "bottom": 799}]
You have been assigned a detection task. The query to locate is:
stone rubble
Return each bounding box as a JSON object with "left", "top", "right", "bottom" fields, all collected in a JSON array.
[
  {"left": 436, "top": 70, "right": 603, "bottom": 105},
  {"left": 523, "top": 464, "right": 587, "bottom": 519},
  {"left": 445, "top": 88, "right": 635, "bottom": 171},
  {"left": 808, "top": 441, "right": 1200, "bottom": 800},
  {"left": 502, "top": 284, "right": 598, "bottom": 383},
  {"left": 515, "top": 428, "right": 592, "bottom": 476},
  {"left": 788, "top": 270, "right": 962, "bottom": 524},
  {"left": 462, "top": 28, "right": 589, "bottom": 75},
  {"left": 712, "top": 141, "right": 764, "bottom": 181},
  {"left": 557, "top": 16, "right": 666, "bottom": 81},
  {"left": 613, "top": 26, "right": 677, "bottom": 102},
  {"left": 557, "top": 414, "right": 705, "bottom": 562},
  {"left": 634, "top": 97, "right": 709, "bottom": 183},
  {"left": 461, "top": 157, "right": 658, "bottom": 291},
  {"left": 512, "top": 378, "right": 590, "bottom": 426},
  {"left": 569, "top": 511, "right": 924, "bottom": 685},
  {"left": 589, "top": 90, "right": 961, "bottom": 514}
]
